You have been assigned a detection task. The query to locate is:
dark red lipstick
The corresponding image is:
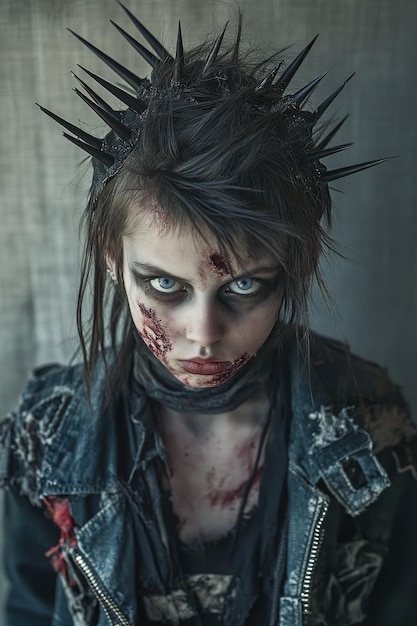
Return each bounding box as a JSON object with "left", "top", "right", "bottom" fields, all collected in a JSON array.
[{"left": 179, "top": 358, "right": 231, "bottom": 375}]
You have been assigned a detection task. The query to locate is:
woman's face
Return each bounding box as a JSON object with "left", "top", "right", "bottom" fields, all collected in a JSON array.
[{"left": 120, "top": 210, "right": 281, "bottom": 388}]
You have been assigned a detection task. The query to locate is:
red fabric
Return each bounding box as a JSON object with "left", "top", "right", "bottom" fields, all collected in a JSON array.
[{"left": 44, "top": 497, "right": 78, "bottom": 586}]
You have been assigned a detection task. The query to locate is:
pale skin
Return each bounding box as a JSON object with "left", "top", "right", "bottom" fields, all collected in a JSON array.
[{"left": 109, "top": 207, "right": 282, "bottom": 543}]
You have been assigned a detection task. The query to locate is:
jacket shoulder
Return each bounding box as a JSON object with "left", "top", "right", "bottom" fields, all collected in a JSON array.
[
  {"left": 309, "top": 332, "right": 416, "bottom": 475},
  {"left": 310, "top": 334, "right": 397, "bottom": 396},
  {"left": 0, "top": 361, "right": 87, "bottom": 500},
  {"left": 19, "top": 361, "right": 84, "bottom": 407},
  {"left": 6, "top": 361, "right": 84, "bottom": 435}
]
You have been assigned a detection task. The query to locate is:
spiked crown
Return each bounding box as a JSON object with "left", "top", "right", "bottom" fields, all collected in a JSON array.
[{"left": 38, "top": 1, "right": 388, "bottom": 216}]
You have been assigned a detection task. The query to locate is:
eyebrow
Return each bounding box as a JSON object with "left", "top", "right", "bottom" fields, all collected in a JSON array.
[
  {"left": 131, "top": 262, "right": 186, "bottom": 283},
  {"left": 131, "top": 261, "right": 279, "bottom": 282}
]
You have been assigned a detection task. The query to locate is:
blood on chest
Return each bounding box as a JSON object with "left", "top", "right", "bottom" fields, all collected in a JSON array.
[{"left": 163, "top": 426, "right": 268, "bottom": 543}]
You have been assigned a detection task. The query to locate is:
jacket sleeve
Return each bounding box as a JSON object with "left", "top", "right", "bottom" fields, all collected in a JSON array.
[
  {"left": 3, "top": 487, "right": 60, "bottom": 626},
  {"left": 361, "top": 465, "right": 417, "bottom": 626}
]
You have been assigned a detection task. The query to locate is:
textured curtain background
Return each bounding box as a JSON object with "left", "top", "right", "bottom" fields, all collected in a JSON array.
[{"left": 1, "top": 0, "right": 416, "bottom": 614}]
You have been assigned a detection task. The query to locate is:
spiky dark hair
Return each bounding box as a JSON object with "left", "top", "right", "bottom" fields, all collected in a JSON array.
[{"left": 38, "top": 4, "right": 387, "bottom": 393}]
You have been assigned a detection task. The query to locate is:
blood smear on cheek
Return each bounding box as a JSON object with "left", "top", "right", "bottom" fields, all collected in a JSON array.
[{"left": 137, "top": 302, "right": 172, "bottom": 360}]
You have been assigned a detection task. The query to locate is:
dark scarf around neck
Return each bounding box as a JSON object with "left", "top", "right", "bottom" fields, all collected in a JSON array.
[{"left": 131, "top": 332, "right": 279, "bottom": 414}]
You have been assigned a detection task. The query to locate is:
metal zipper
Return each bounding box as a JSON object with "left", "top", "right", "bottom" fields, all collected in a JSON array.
[
  {"left": 72, "top": 551, "right": 131, "bottom": 626},
  {"left": 300, "top": 497, "right": 329, "bottom": 618}
]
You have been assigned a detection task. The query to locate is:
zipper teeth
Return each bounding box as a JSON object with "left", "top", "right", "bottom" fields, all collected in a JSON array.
[
  {"left": 74, "top": 553, "right": 131, "bottom": 626},
  {"left": 301, "top": 498, "right": 329, "bottom": 617}
]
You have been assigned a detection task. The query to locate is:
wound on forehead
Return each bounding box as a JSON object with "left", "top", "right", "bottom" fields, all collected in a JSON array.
[{"left": 209, "top": 252, "right": 230, "bottom": 277}]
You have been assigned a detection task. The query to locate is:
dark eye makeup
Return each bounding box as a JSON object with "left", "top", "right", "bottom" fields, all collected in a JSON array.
[{"left": 131, "top": 268, "right": 279, "bottom": 305}]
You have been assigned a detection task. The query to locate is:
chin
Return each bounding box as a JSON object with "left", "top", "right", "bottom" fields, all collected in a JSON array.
[
  {"left": 172, "top": 370, "right": 239, "bottom": 389},
  {"left": 183, "top": 378, "right": 224, "bottom": 389}
]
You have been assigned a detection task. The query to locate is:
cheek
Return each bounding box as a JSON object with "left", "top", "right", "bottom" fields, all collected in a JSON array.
[
  {"left": 235, "top": 305, "right": 277, "bottom": 349},
  {"left": 131, "top": 300, "right": 175, "bottom": 361}
]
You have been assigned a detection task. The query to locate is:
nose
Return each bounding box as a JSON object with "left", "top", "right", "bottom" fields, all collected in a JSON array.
[{"left": 185, "top": 298, "right": 225, "bottom": 347}]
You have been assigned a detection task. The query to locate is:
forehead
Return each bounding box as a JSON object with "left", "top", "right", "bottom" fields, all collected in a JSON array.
[{"left": 123, "top": 201, "right": 266, "bottom": 272}]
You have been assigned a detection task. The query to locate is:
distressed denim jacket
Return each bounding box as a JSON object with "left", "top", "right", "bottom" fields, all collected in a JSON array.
[{"left": 1, "top": 333, "right": 417, "bottom": 626}]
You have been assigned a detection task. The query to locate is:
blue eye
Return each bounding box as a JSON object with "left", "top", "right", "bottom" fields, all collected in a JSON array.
[
  {"left": 150, "top": 277, "right": 179, "bottom": 292},
  {"left": 228, "top": 278, "right": 260, "bottom": 295}
]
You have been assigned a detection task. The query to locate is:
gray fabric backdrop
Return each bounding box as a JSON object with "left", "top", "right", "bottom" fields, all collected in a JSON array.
[{"left": 1, "top": 0, "right": 416, "bottom": 615}]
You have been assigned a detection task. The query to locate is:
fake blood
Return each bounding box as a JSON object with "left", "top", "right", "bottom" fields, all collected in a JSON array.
[
  {"left": 209, "top": 252, "right": 229, "bottom": 276},
  {"left": 138, "top": 302, "right": 172, "bottom": 358},
  {"left": 208, "top": 353, "right": 250, "bottom": 386},
  {"left": 208, "top": 465, "right": 263, "bottom": 508},
  {"left": 44, "top": 497, "right": 78, "bottom": 586}
]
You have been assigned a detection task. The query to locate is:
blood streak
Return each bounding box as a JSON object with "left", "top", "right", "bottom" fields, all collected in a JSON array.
[
  {"left": 138, "top": 302, "right": 172, "bottom": 359},
  {"left": 208, "top": 352, "right": 250, "bottom": 386},
  {"left": 209, "top": 252, "right": 229, "bottom": 276},
  {"left": 208, "top": 465, "right": 264, "bottom": 508}
]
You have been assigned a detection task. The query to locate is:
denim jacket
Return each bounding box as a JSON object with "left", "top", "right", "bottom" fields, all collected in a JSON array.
[{"left": 1, "top": 333, "right": 417, "bottom": 626}]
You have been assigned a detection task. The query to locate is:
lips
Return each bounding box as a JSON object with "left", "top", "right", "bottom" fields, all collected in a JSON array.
[{"left": 178, "top": 359, "right": 231, "bottom": 375}]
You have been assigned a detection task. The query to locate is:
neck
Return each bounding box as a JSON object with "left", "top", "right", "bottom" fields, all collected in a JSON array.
[{"left": 155, "top": 388, "right": 271, "bottom": 440}]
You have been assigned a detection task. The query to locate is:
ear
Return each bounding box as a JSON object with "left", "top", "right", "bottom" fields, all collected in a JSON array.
[
  {"left": 105, "top": 252, "right": 119, "bottom": 286},
  {"left": 105, "top": 251, "right": 116, "bottom": 275}
]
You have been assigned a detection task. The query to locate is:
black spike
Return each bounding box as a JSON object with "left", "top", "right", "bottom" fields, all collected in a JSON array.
[
  {"left": 63, "top": 132, "right": 115, "bottom": 166},
  {"left": 78, "top": 65, "right": 147, "bottom": 114},
  {"left": 174, "top": 22, "right": 185, "bottom": 82},
  {"left": 275, "top": 34, "right": 319, "bottom": 93},
  {"left": 315, "top": 73, "right": 354, "bottom": 120},
  {"left": 37, "top": 104, "right": 102, "bottom": 150},
  {"left": 255, "top": 64, "right": 281, "bottom": 93},
  {"left": 291, "top": 72, "right": 327, "bottom": 107},
  {"left": 68, "top": 28, "right": 144, "bottom": 91},
  {"left": 116, "top": 0, "right": 172, "bottom": 61},
  {"left": 315, "top": 115, "right": 349, "bottom": 150},
  {"left": 74, "top": 88, "right": 132, "bottom": 141},
  {"left": 71, "top": 72, "right": 116, "bottom": 116},
  {"left": 110, "top": 20, "right": 158, "bottom": 68},
  {"left": 307, "top": 142, "right": 353, "bottom": 162},
  {"left": 323, "top": 157, "right": 393, "bottom": 182},
  {"left": 202, "top": 22, "right": 228, "bottom": 76}
]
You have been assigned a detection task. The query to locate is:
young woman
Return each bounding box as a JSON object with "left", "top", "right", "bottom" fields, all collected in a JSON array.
[{"left": 2, "top": 4, "right": 416, "bottom": 625}]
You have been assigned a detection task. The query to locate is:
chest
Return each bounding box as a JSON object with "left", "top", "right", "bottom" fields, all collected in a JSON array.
[{"left": 161, "top": 425, "right": 268, "bottom": 543}]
